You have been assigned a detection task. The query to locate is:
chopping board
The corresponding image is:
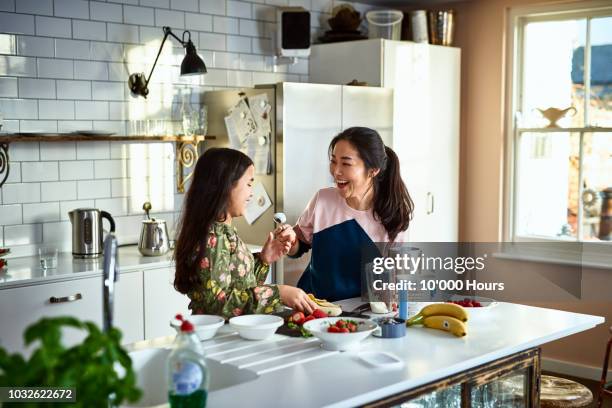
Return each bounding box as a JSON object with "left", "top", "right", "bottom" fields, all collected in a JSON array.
[{"left": 275, "top": 309, "right": 369, "bottom": 338}]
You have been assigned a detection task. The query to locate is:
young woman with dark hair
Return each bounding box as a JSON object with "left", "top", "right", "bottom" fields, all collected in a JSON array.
[
  {"left": 287, "top": 127, "right": 414, "bottom": 302},
  {"left": 174, "top": 147, "right": 317, "bottom": 318}
]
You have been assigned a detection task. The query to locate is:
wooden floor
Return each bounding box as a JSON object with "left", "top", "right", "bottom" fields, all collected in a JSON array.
[{"left": 543, "top": 371, "right": 612, "bottom": 408}]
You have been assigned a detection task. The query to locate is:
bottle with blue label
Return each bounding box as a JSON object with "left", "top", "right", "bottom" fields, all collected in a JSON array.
[{"left": 167, "top": 314, "right": 209, "bottom": 408}]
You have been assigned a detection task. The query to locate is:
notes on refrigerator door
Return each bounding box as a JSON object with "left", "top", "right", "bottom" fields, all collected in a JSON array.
[
  {"left": 244, "top": 181, "right": 272, "bottom": 225},
  {"left": 223, "top": 93, "right": 273, "bottom": 175}
]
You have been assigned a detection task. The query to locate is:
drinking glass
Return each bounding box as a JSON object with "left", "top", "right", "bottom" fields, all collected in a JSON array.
[{"left": 39, "top": 247, "right": 58, "bottom": 269}]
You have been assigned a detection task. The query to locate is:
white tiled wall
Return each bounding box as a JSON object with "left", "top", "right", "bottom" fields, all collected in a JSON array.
[{"left": 0, "top": 0, "right": 375, "bottom": 256}]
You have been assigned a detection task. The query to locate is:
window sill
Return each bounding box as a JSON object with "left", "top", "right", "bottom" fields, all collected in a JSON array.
[{"left": 492, "top": 248, "right": 612, "bottom": 270}]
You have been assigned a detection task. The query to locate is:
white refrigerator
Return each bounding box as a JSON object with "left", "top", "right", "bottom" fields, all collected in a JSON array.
[{"left": 202, "top": 82, "right": 394, "bottom": 286}]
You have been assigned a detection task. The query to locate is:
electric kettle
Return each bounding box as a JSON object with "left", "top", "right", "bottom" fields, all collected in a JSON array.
[{"left": 68, "top": 208, "right": 115, "bottom": 258}]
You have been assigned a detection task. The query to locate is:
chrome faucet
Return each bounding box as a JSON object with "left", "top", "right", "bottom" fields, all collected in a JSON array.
[{"left": 102, "top": 233, "right": 119, "bottom": 333}]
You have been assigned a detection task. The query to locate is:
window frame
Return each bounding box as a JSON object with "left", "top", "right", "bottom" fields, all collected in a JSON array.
[{"left": 502, "top": 1, "right": 612, "bottom": 268}]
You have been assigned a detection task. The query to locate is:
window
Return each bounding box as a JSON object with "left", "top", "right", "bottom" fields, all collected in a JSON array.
[{"left": 506, "top": 2, "right": 612, "bottom": 248}]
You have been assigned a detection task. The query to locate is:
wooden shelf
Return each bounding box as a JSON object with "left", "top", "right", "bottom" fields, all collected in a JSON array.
[{"left": 0, "top": 133, "right": 216, "bottom": 142}]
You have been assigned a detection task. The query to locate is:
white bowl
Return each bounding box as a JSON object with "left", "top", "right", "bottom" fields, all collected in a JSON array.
[
  {"left": 229, "top": 314, "right": 283, "bottom": 340},
  {"left": 303, "top": 317, "right": 378, "bottom": 351},
  {"left": 448, "top": 295, "right": 498, "bottom": 320},
  {"left": 189, "top": 315, "right": 225, "bottom": 340}
]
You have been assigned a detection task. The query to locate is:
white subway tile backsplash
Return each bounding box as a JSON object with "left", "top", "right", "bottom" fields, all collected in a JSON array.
[
  {"left": 171, "top": 0, "right": 198, "bottom": 12},
  {"left": 0, "top": 98, "right": 38, "bottom": 119},
  {"left": 39, "top": 100, "right": 74, "bottom": 119},
  {"left": 214, "top": 16, "right": 239, "bottom": 34},
  {"left": 57, "top": 120, "right": 92, "bottom": 132},
  {"left": 40, "top": 142, "right": 77, "bottom": 160},
  {"left": 266, "top": 0, "right": 289, "bottom": 5},
  {"left": 289, "top": 0, "right": 311, "bottom": 7},
  {"left": 239, "top": 53, "right": 264, "bottom": 71},
  {"left": 73, "top": 20, "right": 106, "bottom": 41},
  {"left": 5, "top": 161, "right": 21, "bottom": 183},
  {"left": 154, "top": 9, "right": 184, "bottom": 28},
  {"left": 17, "top": 36, "right": 54, "bottom": 57},
  {"left": 91, "top": 42, "right": 124, "bottom": 62},
  {"left": 2, "top": 183, "right": 41, "bottom": 204},
  {"left": 57, "top": 80, "right": 91, "bottom": 99},
  {"left": 92, "top": 120, "right": 126, "bottom": 134},
  {"left": 0, "top": 204, "right": 23, "bottom": 225},
  {"left": 310, "top": 0, "right": 332, "bottom": 12},
  {"left": 0, "top": 33, "right": 16, "bottom": 54},
  {"left": 0, "top": 0, "right": 15, "bottom": 12},
  {"left": 92, "top": 81, "right": 124, "bottom": 100},
  {"left": 0, "top": 55, "right": 37, "bottom": 77},
  {"left": 91, "top": 1, "right": 123, "bottom": 23},
  {"left": 3, "top": 224, "right": 43, "bottom": 245},
  {"left": 111, "top": 178, "right": 130, "bottom": 197},
  {"left": 95, "top": 197, "right": 129, "bottom": 216},
  {"left": 239, "top": 19, "right": 261, "bottom": 37},
  {"left": 41, "top": 181, "right": 77, "bottom": 202},
  {"left": 16, "top": 0, "right": 53, "bottom": 16},
  {"left": 229, "top": 2, "right": 252, "bottom": 19},
  {"left": 251, "top": 37, "right": 273, "bottom": 55},
  {"left": 37, "top": 58, "right": 73, "bottom": 79},
  {"left": 213, "top": 52, "right": 240, "bottom": 69},
  {"left": 76, "top": 141, "right": 111, "bottom": 159},
  {"left": 54, "top": 0, "right": 90, "bottom": 19},
  {"left": 77, "top": 179, "right": 111, "bottom": 199},
  {"left": 94, "top": 159, "right": 127, "bottom": 179},
  {"left": 123, "top": 5, "right": 153, "bottom": 25},
  {"left": 9, "top": 142, "right": 39, "bottom": 161},
  {"left": 74, "top": 60, "right": 108, "bottom": 80},
  {"left": 0, "top": 77, "right": 18, "bottom": 97},
  {"left": 60, "top": 161, "right": 94, "bottom": 180},
  {"left": 140, "top": 0, "right": 169, "bottom": 8},
  {"left": 19, "top": 120, "right": 58, "bottom": 132},
  {"left": 75, "top": 101, "right": 109, "bottom": 119},
  {"left": 199, "top": 32, "right": 225, "bottom": 51},
  {"left": 22, "top": 162, "right": 58, "bottom": 182},
  {"left": 35, "top": 16, "right": 72, "bottom": 38},
  {"left": 227, "top": 70, "right": 252, "bottom": 87},
  {"left": 23, "top": 202, "right": 59, "bottom": 223},
  {"left": 185, "top": 13, "right": 212, "bottom": 31},
  {"left": 253, "top": 4, "right": 276, "bottom": 22},
  {"left": 227, "top": 35, "right": 250, "bottom": 53},
  {"left": 0, "top": 12, "right": 35, "bottom": 35},
  {"left": 108, "top": 23, "right": 139, "bottom": 44},
  {"left": 200, "top": 0, "right": 225, "bottom": 15},
  {"left": 201, "top": 68, "right": 227, "bottom": 86},
  {"left": 18, "top": 78, "right": 54, "bottom": 100},
  {"left": 42, "top": 221, "right": 71, "bottom": 245},
  {"left": 59, "top": 199, "right": 94, "bottom": 220},
  {"left": 55, "top": 39, "right": 91, "bottom": 60}
]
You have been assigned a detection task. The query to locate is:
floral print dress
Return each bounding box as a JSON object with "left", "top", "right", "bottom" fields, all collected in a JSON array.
[{"left": 188, "top": 222, "right": 283, "bottom": 319}]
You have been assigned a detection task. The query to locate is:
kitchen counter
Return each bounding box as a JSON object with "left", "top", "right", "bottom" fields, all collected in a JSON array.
[
  {"left": 0, "top": 244, "right": 263, "bottom": 289},
  {"left": 125, "top": 298, "right": 604, "bottom": 408}
]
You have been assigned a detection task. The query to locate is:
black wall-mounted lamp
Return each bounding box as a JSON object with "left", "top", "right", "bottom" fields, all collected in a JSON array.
[{"left": 128, "top": 26, "right": 207, "bottom": 98}]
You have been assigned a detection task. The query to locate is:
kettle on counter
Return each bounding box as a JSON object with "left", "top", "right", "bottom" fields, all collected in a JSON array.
[
  {"left": 138, "top": 202, "right": 170, "bottom": 257},
  {"left": 68, "top": 208, "right": 115, "bottom": 258}
]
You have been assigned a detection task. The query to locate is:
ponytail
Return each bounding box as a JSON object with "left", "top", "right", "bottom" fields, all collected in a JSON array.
[
  {"left": 374, "top": 146, "right": 413, "bottom": 241},
  {"left": 329, "top": 127, "right": 414, "bottom": 242}
]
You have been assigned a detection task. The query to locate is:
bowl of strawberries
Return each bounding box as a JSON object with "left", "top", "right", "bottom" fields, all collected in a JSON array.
[
  {"left": 447, "top": 295, "right": 498, "bottom": 320},
  {"left": 303, "top": 317, "right": 378, "bottom": 351}
]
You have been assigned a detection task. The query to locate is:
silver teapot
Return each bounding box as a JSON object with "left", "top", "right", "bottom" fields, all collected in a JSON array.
[{"left": 138, "top": 218, "right": 170, "bottom": 256}]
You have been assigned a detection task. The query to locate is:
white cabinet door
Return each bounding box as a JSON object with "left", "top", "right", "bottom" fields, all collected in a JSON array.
[
  {"left": 143, "top": 267, "right": 190, "bottom": 339},
  {"left": 114, "top": 271, "right": 144, "bottom": 344},
  {"left": 341, "top": 85, "right": 394, "bottom": 145},
  {"left": 0, "top": 277, "right": 103, "bottom": 355}
]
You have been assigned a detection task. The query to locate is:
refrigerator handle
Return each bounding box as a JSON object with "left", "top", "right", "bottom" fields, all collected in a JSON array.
[{"left": 427, "top": 192, "right": 435, "bottom": 215}]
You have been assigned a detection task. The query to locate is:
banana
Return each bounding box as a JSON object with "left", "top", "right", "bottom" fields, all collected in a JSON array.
[
  {"left": 422, "top": 315, "right": 467, "bottom": 337},
  {"left": 408, "top": 303, "right": 469, "bottom": 323},
  {"left": 307, "top": 294, "right": 342, "bottom": 316}
]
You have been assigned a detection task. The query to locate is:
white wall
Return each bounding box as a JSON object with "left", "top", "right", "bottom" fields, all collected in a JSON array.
[{"left": 0, "top": 0, "right": 376, "bottom": 256}]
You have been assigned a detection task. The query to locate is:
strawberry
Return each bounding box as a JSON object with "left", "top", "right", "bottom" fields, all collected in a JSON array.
[
  {"left": 312, "top": 309, "right": 327, "bottom": 319},
  {"left": 291, "top": 311, "right": 305, "bottom": 325},
  {"left": 336, "top": 320, "right": 346, "bottom": 329},
  {"left": 339, "top": 327, "right": 349, "bottom": 333},
  {"left": 327, "top": 325, "right": 340, "bottom": 333},
  {"left": 304, "top": 315, "right": 315, "bottom": 323},
  {"left": 347, "top": 323, "right": 357, "bottom": 333}
]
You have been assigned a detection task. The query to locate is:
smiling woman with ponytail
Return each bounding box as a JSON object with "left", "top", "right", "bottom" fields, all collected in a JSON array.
[{"left": 286, "top": 127, "right": 414, "bottom": 302}]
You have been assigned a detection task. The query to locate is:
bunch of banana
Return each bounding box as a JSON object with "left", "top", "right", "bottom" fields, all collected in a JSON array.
[
  {"left": 307, "top": 294, "right": 342, "bottom": 316},
  {"left": 406, "top": 303, "right": 468, "bottom": 337}
]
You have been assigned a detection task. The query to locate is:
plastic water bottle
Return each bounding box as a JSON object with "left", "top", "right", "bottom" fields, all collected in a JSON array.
[{"left": 167, "top": 314, "right": 209, "bottom": 408}]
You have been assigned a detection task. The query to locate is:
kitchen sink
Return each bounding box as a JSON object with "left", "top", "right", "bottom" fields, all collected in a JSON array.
[{"left": 121, "top": 347, "right": 259, "bottom": 407}]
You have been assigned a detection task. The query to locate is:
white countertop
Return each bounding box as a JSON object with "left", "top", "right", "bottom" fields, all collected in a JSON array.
[
  {"left": 126, "top": 298, "right": 605, "bottom": 408},
  {"left": 0, "top": 244, "right": 262, "bottom": 289}
]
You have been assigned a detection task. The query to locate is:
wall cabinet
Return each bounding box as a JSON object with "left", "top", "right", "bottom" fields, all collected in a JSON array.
[{"left": 310, "top": 39, "right": 461, "bottom": 242}]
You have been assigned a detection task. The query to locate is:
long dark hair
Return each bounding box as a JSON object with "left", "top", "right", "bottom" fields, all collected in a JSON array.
[
  {"left": 329, "top": 127, "right": 414, "bottom": 241},
  {"left": 174, "top": 148, "right": 254, "bottom": 294}
]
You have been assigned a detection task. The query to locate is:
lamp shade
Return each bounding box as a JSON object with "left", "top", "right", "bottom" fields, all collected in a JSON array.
[{"left": 181, "top": 41, "right": 207, "bottom": 76}]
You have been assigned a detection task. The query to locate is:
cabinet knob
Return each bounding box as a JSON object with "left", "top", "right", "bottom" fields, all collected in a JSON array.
[
  {"left": 427, "top": 192, "right": 435, "bottom": 215},
  {"left": 49, "top": 293, "right": 83, "bottom": 304}
]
